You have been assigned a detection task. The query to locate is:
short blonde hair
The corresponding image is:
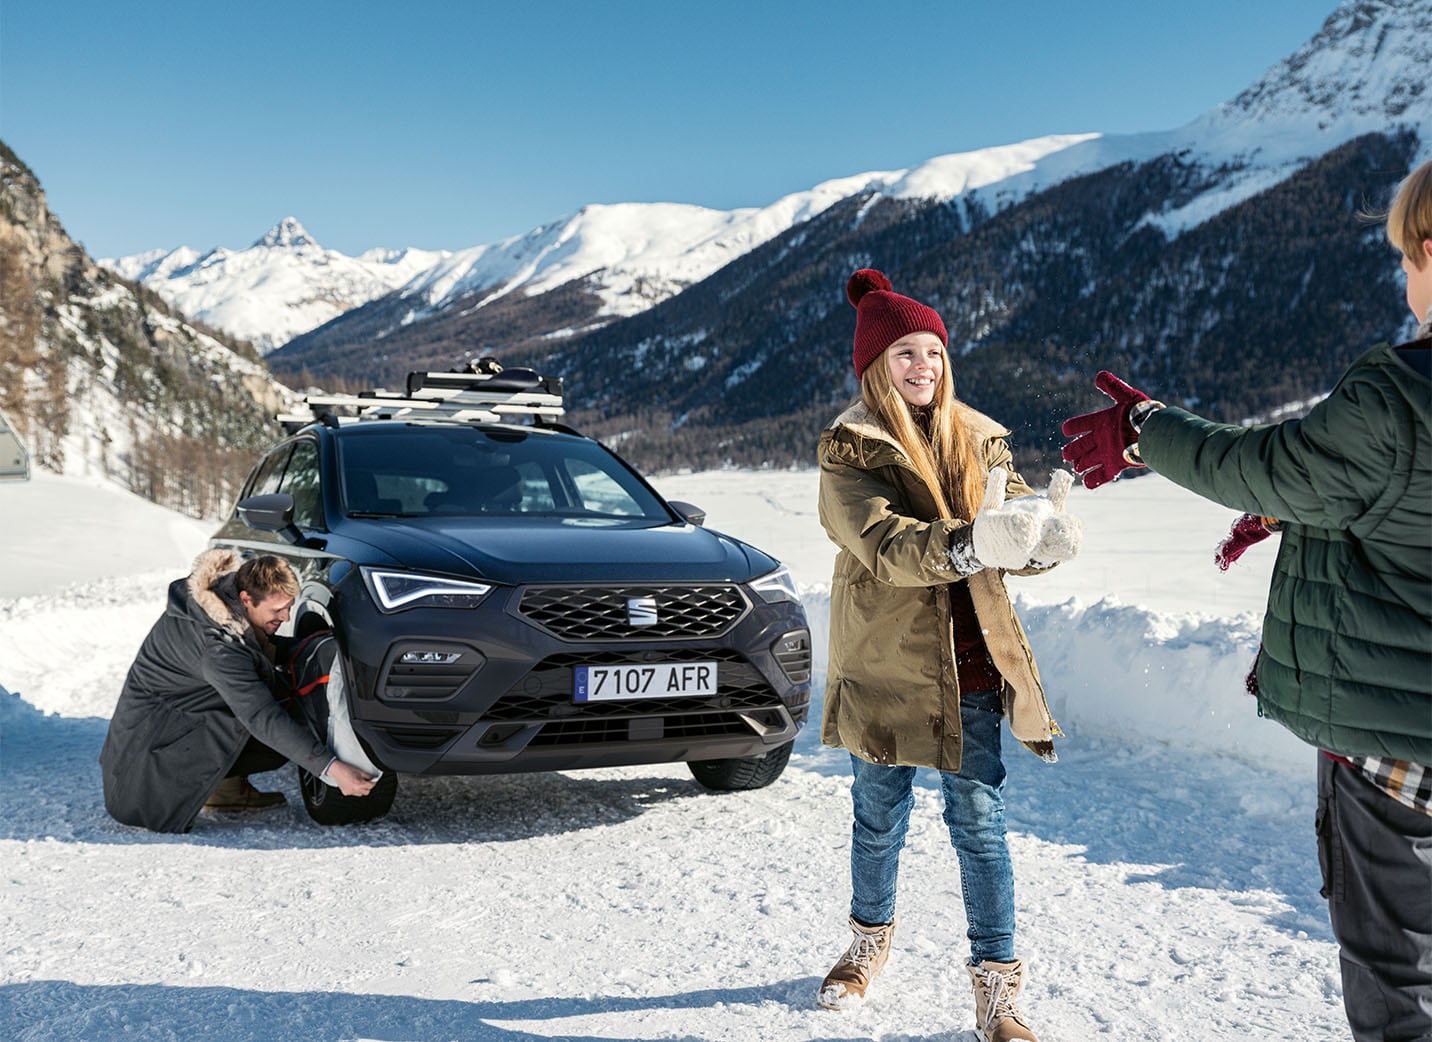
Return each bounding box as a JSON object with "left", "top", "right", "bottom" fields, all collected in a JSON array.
[
  {"left": 235, "top": 555, "right": 299, "bottom": 603},
  {"left": 1387, "top": 159, "right": 1432, "bottom": 269}
]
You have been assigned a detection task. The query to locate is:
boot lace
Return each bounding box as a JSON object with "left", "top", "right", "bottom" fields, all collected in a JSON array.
[
  {"left": 843, "top": 928, "right": 886, "bottom": 969},
  {"left": 973, "top": 965, "right": 1026, "bottom": 1031}
]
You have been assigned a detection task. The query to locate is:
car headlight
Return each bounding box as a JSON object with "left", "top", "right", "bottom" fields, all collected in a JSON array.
[
  {"left": 362, "top": 568, "right": 495, "bottom": 612},
  {"left": 749, "top": 564, "right": 799, "bottom": 604}
]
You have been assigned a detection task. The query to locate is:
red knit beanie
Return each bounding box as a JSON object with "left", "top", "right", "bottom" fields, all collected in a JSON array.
[{"left": 847, "top": 269, "right": 947, "bottom": 380}]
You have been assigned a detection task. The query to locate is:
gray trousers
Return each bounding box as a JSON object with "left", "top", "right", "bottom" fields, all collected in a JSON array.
[{"left": 1317, "top": 755, "right": 1432, "bottom": 1041}]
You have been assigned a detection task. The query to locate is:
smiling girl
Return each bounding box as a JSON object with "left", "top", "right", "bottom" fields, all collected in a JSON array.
[{"left": 815, "top": 269, "right": 1080, "bottom": 1041}]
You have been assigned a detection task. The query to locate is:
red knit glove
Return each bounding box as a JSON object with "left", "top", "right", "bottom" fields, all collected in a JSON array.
[
  {"left": 1215, "top": 514, "right": 1281, "bottom": 571},
  {"left": 1061, "top": 371, "right": 1159, "bottom": 490}
]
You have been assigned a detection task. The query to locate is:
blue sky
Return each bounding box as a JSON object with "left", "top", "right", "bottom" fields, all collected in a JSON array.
[{"left": 2, "top": 0, "right": 1339, "bottom": 259}]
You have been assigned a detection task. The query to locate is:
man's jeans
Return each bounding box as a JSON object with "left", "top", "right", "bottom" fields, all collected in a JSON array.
[{"left": 847, "top": 688, "right": 1015, "bottom": 965}]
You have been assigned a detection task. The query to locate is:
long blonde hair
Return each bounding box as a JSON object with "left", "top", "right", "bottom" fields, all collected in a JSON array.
[{"left": 861, "top": 351, "right": 986, "bottom": 521}]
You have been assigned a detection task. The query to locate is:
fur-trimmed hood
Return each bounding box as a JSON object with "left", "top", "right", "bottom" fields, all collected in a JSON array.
[
  {"left": 186, "top": 548, "right": 250, "bottom": 639},
  {"left": 824, "top": 399, "right": 1011, "bottom": 461}
]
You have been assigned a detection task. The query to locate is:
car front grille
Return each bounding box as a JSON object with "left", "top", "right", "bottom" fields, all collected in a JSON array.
[
  {"left": 484, "top": 648, "right": 789, "bottom": 748},
  {"left": 517, "top": 584, "right": 748, "bottom": 640}
]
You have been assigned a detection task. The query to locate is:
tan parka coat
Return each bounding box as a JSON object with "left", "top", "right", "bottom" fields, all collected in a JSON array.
[{"left": 818, "top": 401, "right": 1060, "bottom": 772}]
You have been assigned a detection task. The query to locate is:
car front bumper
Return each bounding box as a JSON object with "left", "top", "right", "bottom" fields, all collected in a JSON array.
[{"left": 335, "top": 581, "right": 811, "bottom": 775}]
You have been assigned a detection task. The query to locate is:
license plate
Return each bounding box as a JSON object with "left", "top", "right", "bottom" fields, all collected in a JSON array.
[{"left": 574, "top": 662, "right": 719, "bottom": 702}]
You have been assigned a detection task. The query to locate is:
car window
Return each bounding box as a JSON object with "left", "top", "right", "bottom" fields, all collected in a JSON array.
[
  {"left": 336, "top": 426, "right": 669, "bottom": 520},
  {"left": 277, "top": 439, "right": 324, "bottom": 529},
  {"left": 563, "top": 459, "right": 645, "bottom": 516},
  {"left": 247, "top": 444, "right": 292, "bottom": 498},
  {"left": 478, "top": 459, "right": 556, "bottom": 514}
]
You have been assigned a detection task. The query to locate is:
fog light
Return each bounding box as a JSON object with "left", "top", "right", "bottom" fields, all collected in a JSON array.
[
  {"left": 381, "top": 641, "right": 484, "bottom": 701},
  {"left": 772, "top": 629, "right": 811, "bottom": 683},
  {"left": 400, "top": 650, "right": 464, "bottom": 665}
]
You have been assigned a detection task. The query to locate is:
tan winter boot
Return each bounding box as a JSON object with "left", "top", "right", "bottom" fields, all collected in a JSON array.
[
  {"left": 816, "top": 915, "right": 896, "bottom": 1010},
  {"left": 203, "top": 775, "right": 286, "bottom": 813},
  {"left": 967, "top": 958, "right": 1038, "bottom": 1042}
]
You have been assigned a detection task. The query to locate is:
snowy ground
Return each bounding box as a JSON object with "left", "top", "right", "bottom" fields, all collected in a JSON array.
[{"left": 0, "top": 468, "right": 1348, "bottom": 1041}]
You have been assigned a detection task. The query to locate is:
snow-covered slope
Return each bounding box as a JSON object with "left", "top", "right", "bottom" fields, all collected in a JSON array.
[
  {"left": 0, "top": 467, "right": 1348, "bottom": 1039},
  {"left": 930, "top": 0, "right": 1432, "bottom": 237},
  {"left": 100, "top": 218, "right": 449, "bottom": 353}
]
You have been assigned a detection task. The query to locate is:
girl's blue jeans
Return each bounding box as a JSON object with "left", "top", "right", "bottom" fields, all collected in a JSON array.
[{"left": 847, "top": 687, "right": 1015, "bottom": 965}]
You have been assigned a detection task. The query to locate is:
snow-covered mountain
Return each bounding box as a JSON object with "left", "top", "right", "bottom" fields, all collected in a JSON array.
[
  {"left": 112, "top": 3, "right": 1429, "bottom": 365},
  {"left": 495, "top": 0, "right": 1427, "bottom": 475},
  {"left": 386, "top": 134, "right": 1096, "bottom": 322},
  {"left": 100, "top": 218, "right": 448, "bottom": 353},
  {"left": 0, "top": 141, "right": 298, "bottom": 516},
  {"left": 276, "top": 0, "right": 1430, "bottom": 387},
  {"left": 104, "top": 137, "right": 1094, "bottom": 355},
  {"left": 880, "top": 0, "right": 1430, "bottom": 234}
]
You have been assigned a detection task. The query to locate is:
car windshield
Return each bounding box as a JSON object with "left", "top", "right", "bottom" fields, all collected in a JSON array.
[{"left": 336, "top": 425, "right": 672, "bottom": 521}]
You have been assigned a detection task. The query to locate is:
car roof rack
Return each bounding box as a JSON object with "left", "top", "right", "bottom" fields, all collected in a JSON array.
[{"left": 278, "top": 358, "right": 564, "bottom": 434}]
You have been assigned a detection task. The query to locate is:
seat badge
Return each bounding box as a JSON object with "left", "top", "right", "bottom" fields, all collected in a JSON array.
[{"left": 626, "top": 597, "right": 658, "bottom": 627}]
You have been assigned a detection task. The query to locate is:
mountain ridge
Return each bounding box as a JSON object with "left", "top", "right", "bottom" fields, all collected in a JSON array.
[
  {"left": 0, "top": 139, "right": 299, "bottom": 517},
  {"left": 104, "top": 133, "right": 1098, "bottom": 360}
]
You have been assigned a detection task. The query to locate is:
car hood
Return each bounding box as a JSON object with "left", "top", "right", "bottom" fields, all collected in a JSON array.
[{"left": 334, "top": 516, "right": 779, "bottom": 585}]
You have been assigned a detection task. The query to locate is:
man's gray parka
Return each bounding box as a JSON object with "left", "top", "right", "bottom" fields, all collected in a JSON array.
[{"left": 99, "top": 549, "right": 331, "bottom": 833}]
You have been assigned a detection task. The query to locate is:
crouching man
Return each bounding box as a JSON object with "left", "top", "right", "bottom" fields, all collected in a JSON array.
[{"left": 100, "top": 550, "right": 375, "bottom": 833}]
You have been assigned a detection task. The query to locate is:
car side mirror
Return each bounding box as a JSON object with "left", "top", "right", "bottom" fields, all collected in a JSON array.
[
  {"left": 237, "top": 493, "right": 304, "bottom": 545},
  {"left": 668, "top": 500, "right": 706, "bottom": 527}
]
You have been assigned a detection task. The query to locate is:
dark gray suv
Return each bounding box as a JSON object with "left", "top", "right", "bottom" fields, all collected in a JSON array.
[{"left": 211, "top": 364, "right": 811, "bottom": 824}]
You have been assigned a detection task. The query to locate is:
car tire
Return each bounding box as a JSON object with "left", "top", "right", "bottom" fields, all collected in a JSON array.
[
  {"left": 297, "top": 766, "right": 398, "bottom": 825},
  {"left": 687, "top": 740, "right": 793, "bottom": 791}
]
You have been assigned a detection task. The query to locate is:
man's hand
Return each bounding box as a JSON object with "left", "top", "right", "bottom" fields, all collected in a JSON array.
[
  {"left": 1061, "top": 371, "right": 1161, "bottom": 489},
  {"left": 326, "top": 759, "right": 377, "bottom": 797}
]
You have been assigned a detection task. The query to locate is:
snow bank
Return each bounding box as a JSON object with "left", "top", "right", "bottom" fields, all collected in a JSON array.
[
  {"left": 651, "top": 469, "right": 1305, "bottom": 779},
  {"left": 798, "top": 587, "right": 1307, "bottom": 777},
  {"left": 0, "top": 470, "right": 211, "bottom": 599}
]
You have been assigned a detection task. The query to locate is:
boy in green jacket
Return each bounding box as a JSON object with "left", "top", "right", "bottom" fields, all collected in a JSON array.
[{"left": 1061, "top": 158, "right": 1432, "bottom": 1041}]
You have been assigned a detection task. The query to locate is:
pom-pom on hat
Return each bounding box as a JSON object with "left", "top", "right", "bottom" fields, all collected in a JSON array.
[{"left": 846, "top": 269, "right": 948, "bottom": 379}]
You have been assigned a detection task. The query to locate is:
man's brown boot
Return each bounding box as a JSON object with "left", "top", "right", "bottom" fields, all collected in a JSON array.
[
  {"left": 203, "top": 775, "right": 286, "bottom": 813},
  {"left": 967, "top": 958, "right": 1038, "bottom": 1041},
  {"left": 816, "top": 915, "right": 896, "bottom": 1010}
]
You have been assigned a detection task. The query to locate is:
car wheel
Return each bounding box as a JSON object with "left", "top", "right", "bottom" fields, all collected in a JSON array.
[
  {"left": 297, "top": 766, "right": 398, "bottom": 825},
  {"left": 687, "top": 740, "right": 793, "bottom": 791}
]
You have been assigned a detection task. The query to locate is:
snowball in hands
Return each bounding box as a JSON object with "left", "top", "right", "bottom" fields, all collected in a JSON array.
[
  {"left": 1019, "top": 469, "right": 1083, "bottom": 566},
  {"left": 971, "top": 467, "right": 1044, "bottom": 569}
]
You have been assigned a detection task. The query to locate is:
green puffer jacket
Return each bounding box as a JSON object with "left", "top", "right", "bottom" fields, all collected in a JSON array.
[
  {"left": 1140, "top": 339, "right": 1432, "bottom": 763},
  {"left": 818, "top": 401, "right": 1060, "bottom": 772}
]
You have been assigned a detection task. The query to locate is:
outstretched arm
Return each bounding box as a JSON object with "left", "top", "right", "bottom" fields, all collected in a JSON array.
[{"left": 1139, "top": 368, "right": 1397, "bottom": 530}]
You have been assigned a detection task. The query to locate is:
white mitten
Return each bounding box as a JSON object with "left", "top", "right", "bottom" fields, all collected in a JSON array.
[
  {"left": 1028, "top": 470, "right": 1082, "bottom": 566},
  {"left": 970, "top": 467, "right": 1042, "bottom": 570}
]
